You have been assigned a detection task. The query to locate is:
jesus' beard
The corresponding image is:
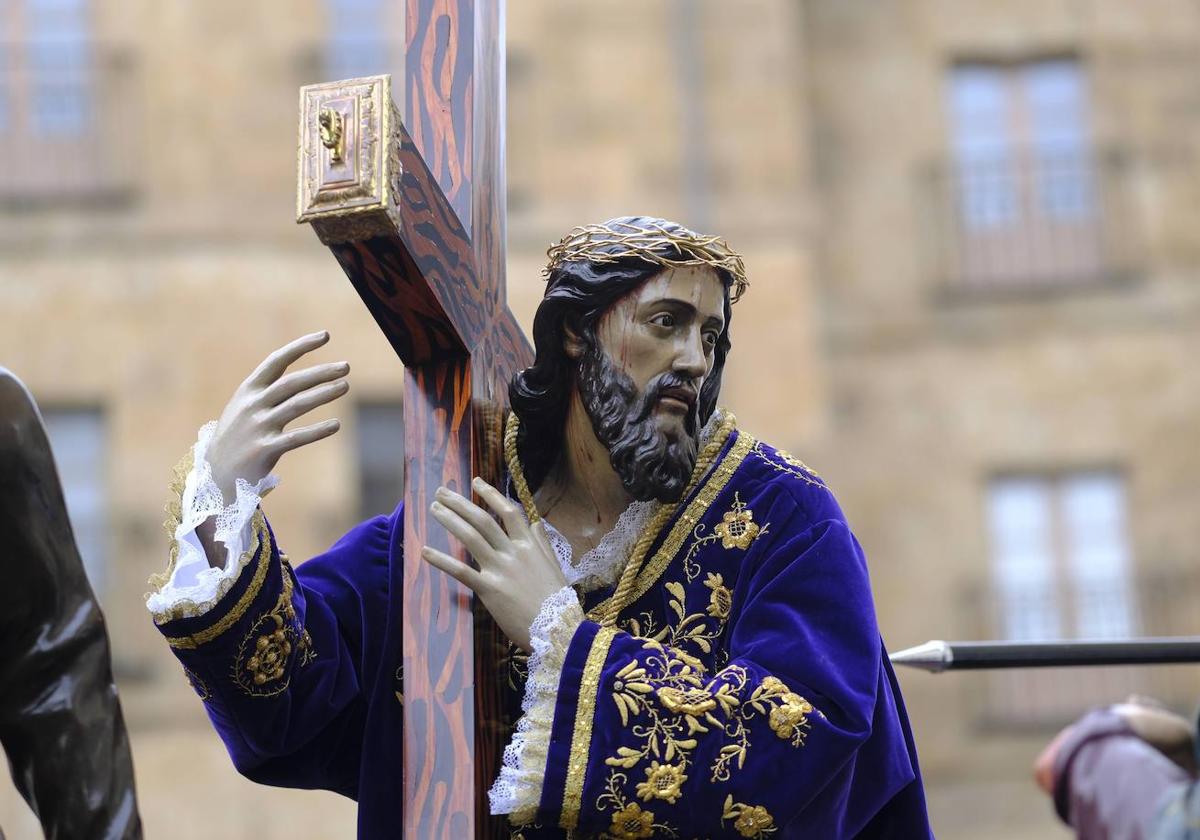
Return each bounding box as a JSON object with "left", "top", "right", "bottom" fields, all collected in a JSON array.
[{"left": 576, "top": 344, "right": 701, "bottom": 503}]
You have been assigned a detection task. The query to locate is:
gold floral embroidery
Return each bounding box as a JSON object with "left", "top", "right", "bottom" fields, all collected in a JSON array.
[
  {"left": 777, "top": 449, "right": 819, "bottom": 476},
  {"left": 182, "top": 667, "right": 210, "bottom": 701},
  {"left": 609, "top": 803, "right": 655, "bottom": 839},
  {"left": 605, "top": 642, "right": 709, "bottom": 773},
  {"left": 680, "top": 491, "right": 769, "bottom": 583},
  {"left": 751, "top": 441, "right": 826, "bottom": 490},
  {"left": 722, "top": 795, "right": 777, "bottom": 838},
  {"left": 657, "top": 685, "right": 717, "bottom": 718},
  {"left": 597, "top": 772, "right": 679, "bottom": 838},
  {"left": 710, "top": 669, "right": 819, "bottom": 782},
  {"left": 658, "top": 581, "right": 722, "bottom": 668},
  {"left": 760, "top": 676, "right": 814, "bottom": 742},
  {"left": 635, "top": 761, "right": 687, "bottom": 804},
  {"left": 713, "top": 493, "right": 762, "bottom": 550},
  {"left": 247, "top": 618, "right": 291, "bottom": 685},
  {"left": 704, "top": 572, "right": 732, "bottom": 620},
  {"left": 612, "top": 661, "right": 655, "bottom": 726},
  {"left": 233, "top": 564, "right": 313, "bottom": 697}
]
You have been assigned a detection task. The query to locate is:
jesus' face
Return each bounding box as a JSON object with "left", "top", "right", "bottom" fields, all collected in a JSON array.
[{"left": 575, "top": 265, "right": 727, "bottom": 502}]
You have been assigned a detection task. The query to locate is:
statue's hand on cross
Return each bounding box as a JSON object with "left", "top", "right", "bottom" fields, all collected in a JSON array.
[
  {"left": 196, "top": 331, "right": 350, "bottom": 567},
  {"left": 423, "top": 478, "right": 569, "bottom": 652}
]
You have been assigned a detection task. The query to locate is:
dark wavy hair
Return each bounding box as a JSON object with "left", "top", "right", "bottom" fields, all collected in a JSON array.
[{"left": 508, "top": 217, "right": 735, "bottom": 491}]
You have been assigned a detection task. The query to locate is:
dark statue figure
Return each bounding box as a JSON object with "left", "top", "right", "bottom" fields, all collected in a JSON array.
[{"left": 0, "top": 368, "right": 142, "bottom": 839}]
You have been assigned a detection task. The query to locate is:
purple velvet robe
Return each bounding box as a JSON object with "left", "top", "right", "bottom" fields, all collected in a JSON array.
[{"left": 153, "top": 427, "right": 933, "bottom": 838}]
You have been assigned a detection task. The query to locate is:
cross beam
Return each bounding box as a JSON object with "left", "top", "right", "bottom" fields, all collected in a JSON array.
[{"left": 297, "top": 3, "right": 529, "bottom": 836}]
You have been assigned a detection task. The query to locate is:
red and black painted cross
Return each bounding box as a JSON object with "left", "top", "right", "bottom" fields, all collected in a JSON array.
[{"left": 298, "top": 3, "right": 531, "bottom": 837}]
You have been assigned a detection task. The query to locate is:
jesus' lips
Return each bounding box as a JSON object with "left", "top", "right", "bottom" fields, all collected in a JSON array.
[{"left": 657, "top": 385, "right": 697, "bottom": 411}]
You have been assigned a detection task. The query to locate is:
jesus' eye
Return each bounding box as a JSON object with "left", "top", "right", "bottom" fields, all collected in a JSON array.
[
  {"left": 703, "top": 330, "right": 719, "bottom": 347},
  {"left": 650, "top": 313, "right": 676, "bottom": 328}
]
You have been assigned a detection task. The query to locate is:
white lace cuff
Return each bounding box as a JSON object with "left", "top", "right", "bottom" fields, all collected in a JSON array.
[
  {"left": 488, "top": 585, "right": 585, "bottom": 820},
  {"left": 145, "top": 421, "right": 278, "bottom": 619}
]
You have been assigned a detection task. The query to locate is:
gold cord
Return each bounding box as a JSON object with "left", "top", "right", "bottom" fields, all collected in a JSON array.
[
  {"left": 504, "top": 411, "right": 541, "bottom": 523},
  {"left": 503, "top": 409, "right": 737, "bottom": 627}
]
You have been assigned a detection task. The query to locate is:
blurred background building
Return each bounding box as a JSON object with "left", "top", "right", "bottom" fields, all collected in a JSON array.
[{"left": 2, "top": 1, "right": 1198, "bottom": 837}]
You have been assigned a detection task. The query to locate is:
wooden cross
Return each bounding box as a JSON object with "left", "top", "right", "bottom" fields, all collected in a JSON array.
[{"left": 296, "top": 2, "right": 530, "bottom": 837}]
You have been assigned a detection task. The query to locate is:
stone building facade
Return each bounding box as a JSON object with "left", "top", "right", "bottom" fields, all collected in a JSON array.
[
  {"left": 805, "top": 1, "right": 1200, "bottom": 837},
  {"left": 1, "top": 1, "right": 1197, "bottom": 837}
]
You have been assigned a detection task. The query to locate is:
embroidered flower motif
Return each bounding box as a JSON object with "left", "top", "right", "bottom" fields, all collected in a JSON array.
[
  {"left": 722, "top": 795, "right": 777, "bottom": 838},
  {"left": 714, "top": 499, "right": 760, "bottom": 550},
  {"left": 760, "top": 675, "right": 786, "bottom": 693},
  {"left": 704, "top": 572, "right": 733, "bottom": 619},
  {"left": 656, "top": 685, "right": 717, "bottom": 717},
  {"left": 246, "top": 616, "right": 291, "bottom": 686},
  {"left": 608, "top": 803, "right": 655, "bottom": 839},
  {"left": 769, "top": 692, "right": 814, "bottom": 739},
  {"left": 733, "top": 804, "right": 775, "bottom": 838},
  {"left": 612, "top": 661, "right": 656, "bottom": 725},
  {"left": 233, "top": 570, "right": 311, "bottom": 697},
  {"left": 635, "top": 760, "right": 688, "bottom": 804}
]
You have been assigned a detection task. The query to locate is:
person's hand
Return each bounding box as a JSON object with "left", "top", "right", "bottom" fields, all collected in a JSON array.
[
  {"left": 422, "top": 477, "right": 569, "bottom": 652},
  {"left": 207, "top": 331, "right": 350, "bottom": 501},
  {"left": 1034, "top": 722, "right": 1076, "bottom": 795},
  {"left": 1112, "top": 695, "right": 1196, "bottom": 773},
  {"left": 1034, "top": 696, "right": 1197, "bottom": 796}
]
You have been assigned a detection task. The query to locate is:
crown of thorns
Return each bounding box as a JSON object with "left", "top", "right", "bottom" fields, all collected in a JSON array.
[{"left": 544, "top": 220, "right": 749, "bottom": 303}]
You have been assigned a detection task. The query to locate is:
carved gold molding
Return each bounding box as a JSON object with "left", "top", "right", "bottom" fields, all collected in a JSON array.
[{"left": 296, "top": 74, "right": 402, "bottom": 244}]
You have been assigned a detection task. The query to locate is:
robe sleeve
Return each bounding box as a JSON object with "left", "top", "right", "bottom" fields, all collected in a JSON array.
[
  {"left": 1051, "top": 707, "right": 1195, "bottom": 840},
  {"left": 149, "top": 506, "right": 395, "bottom": 797},
  {"left": 511, "top": 507, "right": 918, "bottom": 837}
]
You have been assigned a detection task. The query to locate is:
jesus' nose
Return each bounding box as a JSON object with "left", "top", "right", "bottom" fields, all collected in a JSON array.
[{"left": 672, "top": 329, "right": 708, "bottom": 381}]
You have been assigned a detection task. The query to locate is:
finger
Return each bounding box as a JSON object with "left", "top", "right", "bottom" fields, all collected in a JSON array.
[
  {"left": 435, "top": 486, "right": 508, "bottom": 549},
  {"left": 262, "top": 361, "right": 350, "bottom": 407},
  {"left": 247, "top": 331, "right": 330, "bottom": 388},
  {"left": 267, "top": 379, "right": 350, "bottom": 428},
  {"left": 532, "top": 521, "right": 558, "bottom": 559},
  {"left": 269, "top": 418, "right": 341, "bottom": 454},
  {"left": 1123, "top": 694, "right": 1168, "bottom": 711},
  {"left": 1032, "top": 725, "right": 1074, "bottom": 795},
  {"left": 430, "top": 501, "right": 498, "bottom": 564},
  {"left": 471, "top": 477, "right": 527, "bottom": 536},
  {"left": 421, "top": 546, "right": 484, "bottom": 591}
]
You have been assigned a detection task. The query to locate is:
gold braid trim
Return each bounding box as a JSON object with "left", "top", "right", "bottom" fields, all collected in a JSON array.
[
  {"left": 560, "top": 626, "right": 619, "bottom": 830},
  {"left": 544, "top": 219, "right": 749, "bottom": 304},
  {"left": 160, "top": 509, "right": 271, "bottom": 648},
  {"left": 147, "top": 447, "right": 196, "bottom": 594}
]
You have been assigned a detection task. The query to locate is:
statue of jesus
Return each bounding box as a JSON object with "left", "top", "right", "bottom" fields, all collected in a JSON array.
[{"left": 146, "top": 216, "right": 933, "bottom": 838}]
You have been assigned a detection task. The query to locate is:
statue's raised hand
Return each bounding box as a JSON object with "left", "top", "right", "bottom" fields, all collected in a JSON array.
[{"left": 207, "top": 331, "right": 350, "bottom": 501}]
